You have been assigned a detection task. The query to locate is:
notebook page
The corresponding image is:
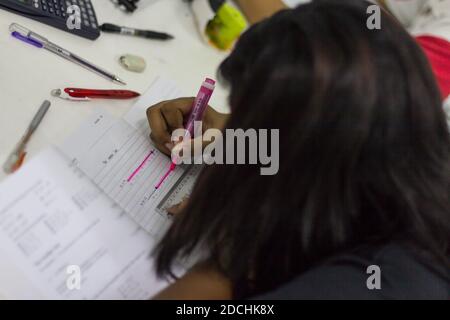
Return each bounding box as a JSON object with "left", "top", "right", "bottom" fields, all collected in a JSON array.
[{"left": 59, "top": 78, "right": 200, "bottom": 237}]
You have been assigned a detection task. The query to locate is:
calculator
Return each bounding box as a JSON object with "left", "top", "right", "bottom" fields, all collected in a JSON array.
[{"left": 0, "top": 0, "right": 100, "bottom": 40}]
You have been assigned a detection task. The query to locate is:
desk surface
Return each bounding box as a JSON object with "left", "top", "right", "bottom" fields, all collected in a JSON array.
[
  {"left": 0, "top": 0, "right": 229, "bottom": 299},
  {"left": 0, "top": 0, "right": 230, "bottom": 182}
]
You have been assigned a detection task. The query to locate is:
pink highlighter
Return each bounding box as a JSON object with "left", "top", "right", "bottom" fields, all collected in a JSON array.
[{"left": 155, "top": 78, "right": 216, "bottom": 189}]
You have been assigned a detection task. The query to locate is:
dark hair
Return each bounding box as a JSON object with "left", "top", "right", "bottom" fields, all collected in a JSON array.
[{"left": 154, "top": 0, "right": 450, "bottom": 298}]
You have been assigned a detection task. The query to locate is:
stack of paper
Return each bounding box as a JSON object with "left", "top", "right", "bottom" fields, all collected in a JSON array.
[{"left": 0, "top": 77, "right": 194, "bottom": 299}]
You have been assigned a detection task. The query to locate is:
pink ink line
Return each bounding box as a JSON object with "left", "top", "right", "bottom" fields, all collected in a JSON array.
[
  {"left": 127, "top": 150, "right": 155, "bottom": 182},
  {"left": 155, "top": 164, "right": 175, "bottom": 189}
]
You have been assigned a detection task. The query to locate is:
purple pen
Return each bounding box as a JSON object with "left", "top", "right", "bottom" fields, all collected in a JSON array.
[
  {"left": 9, "top": 23, "right": 126, "bottom": 85},
  {"left": 11, "top": 31, "right": 43, "bottom": 48},
  {"left": 155, "top": 78, "right": 216, "bottom": 189}
]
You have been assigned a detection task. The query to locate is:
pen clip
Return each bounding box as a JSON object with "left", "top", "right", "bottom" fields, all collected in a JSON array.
[
  {"left": 51, "top": 89, "right": 90, "bottom": 101},
  {"left": 11, "top": 31, "right": 43, "bottom": 48}
]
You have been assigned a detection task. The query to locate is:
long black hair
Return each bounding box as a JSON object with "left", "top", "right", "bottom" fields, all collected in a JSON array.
[{"left": 154, "top": 0, "right": 450, "bottom": 298}]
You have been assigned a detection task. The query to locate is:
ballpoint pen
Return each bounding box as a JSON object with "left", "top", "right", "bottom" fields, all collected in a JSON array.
[
  {"left": 100, "top": 23, "right": 174, "bottom": 41},
  {"left": 3, "top": 100, "right": 51, "bottom": 174},
  {"left": 9, "top": 23, "right": 126, "bottom": 85},
  {"left": 51, "top": 88, "right": 140, "bottom": 101}
]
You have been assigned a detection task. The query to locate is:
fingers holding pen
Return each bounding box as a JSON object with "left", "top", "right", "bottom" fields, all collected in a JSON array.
[{"left": 146, "top": 98, "right": 196, "bottom": 155}]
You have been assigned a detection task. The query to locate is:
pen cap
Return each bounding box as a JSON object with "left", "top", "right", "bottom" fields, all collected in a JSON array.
[
  {"left": 9, "top": 23, "right": 29, "bottom": 36},
  {"left": 205, "top": 78, "right": 216, "bottom": 86},
  {"left": 9, "top": 23, "right": 48, "bottom": 44},
  {"left": 201, "top": 78, "right": 216, "bottom": 91}
]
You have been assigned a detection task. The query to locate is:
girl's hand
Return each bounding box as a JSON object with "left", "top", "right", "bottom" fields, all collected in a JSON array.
[
  {"left": 146, "top": 97, "right": 229, "bottom": 156},
  {"left": 167, "top": 197, "right": 189, "bottom": 217}
]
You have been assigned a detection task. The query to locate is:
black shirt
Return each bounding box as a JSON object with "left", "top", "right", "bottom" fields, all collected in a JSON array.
[{"left": 256, "top": 244, "right": 449, "bottom": 300}]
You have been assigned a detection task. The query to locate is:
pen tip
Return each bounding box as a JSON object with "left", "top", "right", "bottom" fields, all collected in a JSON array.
[{"left": 115, "top": 77, "right": 127, "bottom": 85}]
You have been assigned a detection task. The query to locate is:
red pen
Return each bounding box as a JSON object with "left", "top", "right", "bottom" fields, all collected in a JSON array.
[{"left": 51, "top": 88, "right": 140, "bottom": 101}]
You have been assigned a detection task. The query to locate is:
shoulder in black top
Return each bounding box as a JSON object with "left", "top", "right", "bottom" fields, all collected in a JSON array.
[{"left": 255, "top": 244, "right": 450, "bottom": 300}]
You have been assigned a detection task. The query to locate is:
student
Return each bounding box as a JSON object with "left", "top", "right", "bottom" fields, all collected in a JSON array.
[{"left": 148, "top": 0, "right": 450, "bottom": 299}]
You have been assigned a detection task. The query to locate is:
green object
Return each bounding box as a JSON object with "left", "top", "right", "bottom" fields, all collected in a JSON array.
[{"left": 206, "top": 3, "right": 248, "bottom": 50}]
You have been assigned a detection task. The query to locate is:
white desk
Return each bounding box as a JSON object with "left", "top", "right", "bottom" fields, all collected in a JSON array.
[
  {"left": 0, "top": 0, "right": 230, "bottom": 182},
  {"left": 0, "top": 0, "right": 229, "bottom": 299}
]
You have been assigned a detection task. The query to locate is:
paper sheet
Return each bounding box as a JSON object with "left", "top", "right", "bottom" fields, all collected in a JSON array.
[
  {"left": 0, "top": 147, "right": 168, "bottom": 299},
  {"left": 124, "top": 76, "right": 184, "bottom": 132},
  {"left": 59, "top": 77, "right": 200, "bottom": 238},
  {"left": 0, "top": 77, "right": 198, "bottom": 299}
]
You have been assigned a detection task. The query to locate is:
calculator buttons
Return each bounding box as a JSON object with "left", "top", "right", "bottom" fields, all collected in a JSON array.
[{"left": 19, "top": 0, "right": 101, "bottom": 39}]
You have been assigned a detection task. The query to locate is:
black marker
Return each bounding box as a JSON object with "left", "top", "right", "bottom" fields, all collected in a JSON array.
[{"left": 100, "top": 23, "right": 174, "bottom": 41}]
